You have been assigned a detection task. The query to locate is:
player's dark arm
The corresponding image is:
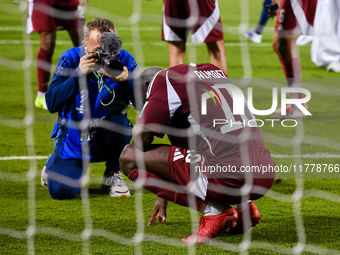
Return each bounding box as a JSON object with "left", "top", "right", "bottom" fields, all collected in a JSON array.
[
  {"left": 46, "top": 53, "right": 97, "bottom": 113},
  {"left": 132, "top": 126, "right": 155, "bottom": 151},
  {"left": 147, "top": 197, "right": 168, "bottom": 226}
]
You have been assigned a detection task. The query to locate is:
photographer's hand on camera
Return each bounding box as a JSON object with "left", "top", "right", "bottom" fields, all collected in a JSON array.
[
  {"left": 79, "top": 52, "right": 99, "bottom": 74},
  {"left": 100, "top": 66, "right": 129, "bottom": 82}
]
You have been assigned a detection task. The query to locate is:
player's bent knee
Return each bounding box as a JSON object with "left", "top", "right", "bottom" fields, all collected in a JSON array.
[
  {"left": 272, "top": 40, "right": 279, "bottom": 53},
  {"left": 119, "top": 143, "right": 136, "bottom": 176},
  {"left": 48, "top": 180, "right": 80, "bottom": 200}
]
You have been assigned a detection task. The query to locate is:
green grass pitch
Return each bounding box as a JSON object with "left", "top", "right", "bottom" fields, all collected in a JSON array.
[{"left": 0, "top": 0, "right": 340, "bottom": 254}]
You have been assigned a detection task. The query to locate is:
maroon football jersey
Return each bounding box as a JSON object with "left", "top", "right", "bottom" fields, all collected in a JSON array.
[
  {"left": 33, "top": 0, "right": 79, "bottom": 7},
  {"left": 137, "top": 63, "right": 266, "bottom": 168},
  {"left": 275, "top": 0, "right": 318, "bottom": 33}
]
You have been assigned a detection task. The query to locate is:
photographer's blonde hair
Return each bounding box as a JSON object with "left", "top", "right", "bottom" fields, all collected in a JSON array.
[{"left": 83, "top": 17, "right": 117, "bottom": 42}]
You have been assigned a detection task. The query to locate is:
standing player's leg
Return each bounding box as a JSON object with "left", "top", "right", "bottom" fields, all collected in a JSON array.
[
  {"left": 194, "top": 0, "right": 227, "bottom": 74},
  {"left": 271, "top": 0, "right": 305, "bottom": 118},
  {"left": 242, "top": 0, "right": 272, "bottom": 44},
  {"left": 27, "top": 1, "right": 57, "bottom": 110},
  {"left": 168, "top": 41, "right": 186, "bottom": 67},
  {"left": 59, "top": 6, "right": 84, "bottom": 47},
  {"left": 162, "top": 0, "right": 189, "bottom": 67},
  {"left": 120, "top": 144, "right": 238, "bottom": 244},
  {"left": 273, "top": 0, "right": 317, "bottom": 117},
  {"left": 67, "top": 27, "right": 82, "bottom": 47},
  {"left": 76, "top": 4, "right": 86, "bottom": 43},
  {"left": 272, "top": 32, "right": 300, "bottom": 88},
  {"left": 35, "top": 30, "right": 56, "bottom": 110},
  {"left": 272, "top": 33, "right": 304, "bottom": 117},
  {"left": 65, "top": 6, "right": 86, "bottom": 47},
  {"left": 27, "top": 0, "right": 57, "bottom": 110},
  {"left": 206, "top": 39, "right": 228, "bottom": 75}
]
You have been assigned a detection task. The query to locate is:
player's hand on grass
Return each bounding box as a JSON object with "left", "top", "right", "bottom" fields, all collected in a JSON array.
[
  {"left": 100, "top": 66, "right": 129, "bottom": 82},
  {"left": 147, "top": 197, "right": 168, "bottom": 226},
  {"left": 79, "top": 53, "right": 98, "bottom": 74}
]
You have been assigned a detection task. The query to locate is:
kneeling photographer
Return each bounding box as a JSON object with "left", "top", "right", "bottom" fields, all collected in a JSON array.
[{"left": 43, "top": 17, "right": 140, "bottom": 200}]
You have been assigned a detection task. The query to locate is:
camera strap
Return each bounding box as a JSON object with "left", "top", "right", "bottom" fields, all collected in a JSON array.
[{"left": 93, "top": 71, "right": 115, "bottom": 106}]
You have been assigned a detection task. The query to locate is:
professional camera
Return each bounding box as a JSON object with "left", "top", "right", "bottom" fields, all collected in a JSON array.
[{"left": 95, "top": 32, "right": 124, "bottom": 77}]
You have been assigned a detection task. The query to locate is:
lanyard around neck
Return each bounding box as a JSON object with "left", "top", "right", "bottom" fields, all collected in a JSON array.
[{"left": 92, "top": 71, "right": 115, "bottom": 106}]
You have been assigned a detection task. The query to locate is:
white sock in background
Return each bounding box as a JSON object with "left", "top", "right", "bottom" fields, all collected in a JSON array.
[
  {"left": 37, "top": 91, "right": 46, "bottom": 98},
  {"left": 203, "top": 202, "right": 224, "bottom": 216}
]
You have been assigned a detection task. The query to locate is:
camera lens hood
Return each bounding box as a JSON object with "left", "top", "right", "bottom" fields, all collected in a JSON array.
[{"left": 104, "top": 58, "right": 124, "bottom": 78}]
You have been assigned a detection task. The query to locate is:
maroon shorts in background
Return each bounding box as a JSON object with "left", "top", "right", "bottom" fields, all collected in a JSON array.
[
  {"left": 162, "top": 0, "right": 223, "bottom": 43},
  {"left": 27, "top": 0, "right": 78, "bottom": 33}
]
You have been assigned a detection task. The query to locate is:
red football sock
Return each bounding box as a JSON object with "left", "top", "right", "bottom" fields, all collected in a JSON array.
[
  {"left": 279, "top": 57, "right": 303, "bottom": 99},
  {"left": 278, "top": 55, "right": 287, "bottom": 77},
  {"left": 278, "top": 57, "right": 301, "bottom": 86},
  {"left": 128, "top": 168, "right": 205, "bottom": 211},
  {"left": 37, "top": 47, "right": 53, "bottom": 93}
]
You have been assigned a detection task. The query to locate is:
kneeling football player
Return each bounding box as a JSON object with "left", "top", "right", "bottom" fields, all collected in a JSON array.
[{"left": 120, "top": 64, "right": 276, "bottom": 243}]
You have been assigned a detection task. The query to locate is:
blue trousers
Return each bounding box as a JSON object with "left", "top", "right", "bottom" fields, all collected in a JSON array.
[
  {"left": 45, "top": 114, "right": 132, "bottom": 200},
  {"left": 259, "top": 0, "right": 272, "bottom": 26}
]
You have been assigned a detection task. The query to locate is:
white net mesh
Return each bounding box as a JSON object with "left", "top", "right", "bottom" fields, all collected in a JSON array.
[{"left": 1, "top": 0, "right": 340, "bottom": 254}]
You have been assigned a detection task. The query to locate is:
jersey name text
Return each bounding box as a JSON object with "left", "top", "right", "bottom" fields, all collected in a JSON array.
[{"left": 194, "top": 70, "right": 227, "bottom": 80}]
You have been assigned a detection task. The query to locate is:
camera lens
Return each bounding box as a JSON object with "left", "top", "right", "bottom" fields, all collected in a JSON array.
[{"left": 104, "top": 58, "right": 124, "bottom": 77}]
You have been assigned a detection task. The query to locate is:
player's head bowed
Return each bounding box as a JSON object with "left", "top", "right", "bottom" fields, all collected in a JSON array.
[{"left": 134, "top": 68, "right": 163, "bottom": 110}]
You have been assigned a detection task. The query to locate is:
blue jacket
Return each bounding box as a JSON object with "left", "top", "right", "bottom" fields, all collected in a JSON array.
[{"left": 46, "top": 46, "right": 139, "bottom": 160}]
